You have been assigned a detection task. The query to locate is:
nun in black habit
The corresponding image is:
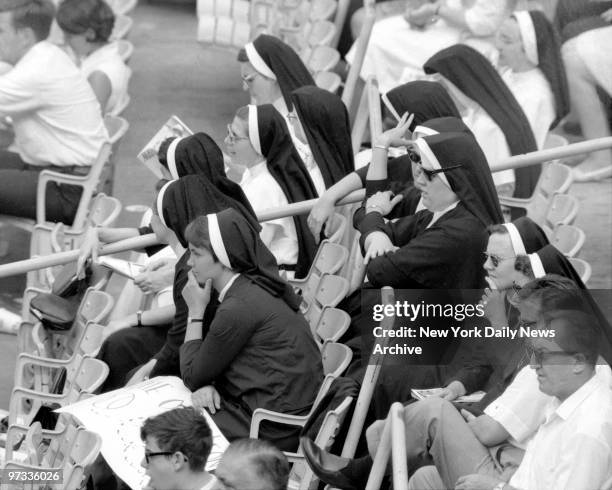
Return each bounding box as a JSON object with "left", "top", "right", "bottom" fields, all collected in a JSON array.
[
  {"left": 97, "top": 173, "right": 258, "bottom": 391},
  {"left": 290, "top": 86, "right": 354, "bottom": 187},
  {"left": 238, "top": 33, "right": 314, "bottom": 114},
  {"left": 423, "top": 12, "right": 569, "bottom": 201},
  {"left": 180, "top": 209, "right": 323, "bottom": 450},
  {"left": 243, "top": 103, "right": 319, "bottom": 279},
  {"left": 157, "top": 132, "right": 225, "bottom": 181}
]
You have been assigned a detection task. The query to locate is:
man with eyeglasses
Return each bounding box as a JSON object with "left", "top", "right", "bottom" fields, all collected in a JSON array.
[
  {"left": 302, "top": 282, "right": 612, "bottom": 489},
  {"left": 140, "top": 407, "right": 216, "bottom": 490}
]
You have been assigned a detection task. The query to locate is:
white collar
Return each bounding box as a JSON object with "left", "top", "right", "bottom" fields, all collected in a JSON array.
[
  {"left": 240, "top": 160, "right": 268, "bottom": 184},
  {"left": 426, "top": 200, "right": 459, "bottom": 229},
  {"left": 547, "top": 373, "right": 602, "bottom": 422},
  {"left": 218, "top": 274, "right": 240, "bottom": 302}
]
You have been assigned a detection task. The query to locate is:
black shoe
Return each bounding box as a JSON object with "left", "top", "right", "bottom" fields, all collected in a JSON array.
[{"left": 300, "top": 437, "right": 359, "bottom": 490}]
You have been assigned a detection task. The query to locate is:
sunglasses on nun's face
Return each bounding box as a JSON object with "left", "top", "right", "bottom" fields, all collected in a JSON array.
[{"left": 415, "top": 162, "right": 464, "bottom": 182}]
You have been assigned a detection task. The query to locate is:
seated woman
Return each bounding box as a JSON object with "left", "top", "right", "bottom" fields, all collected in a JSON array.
[
  {"left": 227, "top": 104, "right": 318, "bottom": 279},
  {"left": 289, "top": 86, "right": 354, "bottom": 193},
  {"left": 424, "top": 11, "right": 570, "bottom": 198},
  {"left": 97, "top": 171, "right": 257, "bottom": 391},
  {"left": 307, "top": 115, "right": 471, "bottom": 238},
  {"left": 181, "top": 209, "right": 323, "bottom": 451},
  {"left": 237, "top": 34, "right": 314, "bottom": 116},
  {"left": 56, "top": 0, "right": 130, "bottom": 115},
  {"left": 345, "top": 0, "right": 512, "bottom": 93}
]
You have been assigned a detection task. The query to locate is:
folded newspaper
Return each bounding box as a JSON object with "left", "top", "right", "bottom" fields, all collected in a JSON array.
[
  {"left": 137, "top": 115, "right": 193, "bottom": 179},
  {"left": 98, "top": 256, "right": 144, "bottom": 280},
  {"left": 411, "top": 388, "right": 486, "bottom": 403}
]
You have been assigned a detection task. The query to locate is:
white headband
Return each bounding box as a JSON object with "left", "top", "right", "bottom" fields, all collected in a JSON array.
[
  {"left": 528, "top": 253, "right": 546, "bottom": 279},
  {"left": 503, "top": 223, "right": 527, "bottom": 255},
  {"left": 207, "top": 214, "right": 231, "bottom": 268},
  {"left": 413, "top": 125, "right": 439, "bottom": 138},
  {"left": 156, "top": 180, "right": 175, "bottom": 227},
  {"left": 414, "top": 137, "right": 451, "bottom": 189},
  {"left": 247, "top": 105, "right": 262, "bottom": 156},
  {"left": 166, "top": 137, "right": 185, "bottom": 180},
  {"left": 513, "top": 11, "right": 539, "bottom": 65},
  {"left": 381, "top": 93, "right": 401, "bottom": 123},
  {"left": 244, "top": 42, "right": 277, "bottom": 80}
]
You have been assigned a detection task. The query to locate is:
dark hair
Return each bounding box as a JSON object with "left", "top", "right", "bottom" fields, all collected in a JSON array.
[
  {"left": 514, "top": 255, "right": 535, "bottom": 279},
  {"left": 486, "top": 224, "right": 509, "bottom": 236},
  {"left": 56, "top": 0, "right": 115, "bottom": 42},
  {"left": 237, "top": 47, "right": 248, "bottom": 62},
  {"left": 184, "top": 215, "right": 219, "bottom": 263},
  {"left": 11, "top": 0, "right": 55, "bottom": 41},
  {"left": 540, "top": 309, "right": 600, "bottom": 366},
  {"left": 223, "top": 439, "right": 289, "bottom": 490},
  {"left": 140, "top": 407, "right": 212, "bottom": 472},
  {"left": 517, "top": 274, "right": 585, "bottom": 312}
]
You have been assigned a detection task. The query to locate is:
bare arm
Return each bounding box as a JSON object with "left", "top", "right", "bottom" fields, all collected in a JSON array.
[{"left": 87, "top": 70, "right": 112, "bottom": 113}]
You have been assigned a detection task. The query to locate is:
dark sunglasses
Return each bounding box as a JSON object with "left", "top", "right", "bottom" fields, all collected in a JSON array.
[
  {"left": 526, "top": 346, "right": 579, "bottom": 366},
  {"left": 144, "top": 451, "right": 174, "bottom": 464}
]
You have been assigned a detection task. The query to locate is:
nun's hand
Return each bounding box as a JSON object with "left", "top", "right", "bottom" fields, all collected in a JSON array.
[
  {"left": 192, "top": 385, "right": 221, "bottom": 415},
  {"left": 363, "top": 231, "right": 398, "bottom": 265},
  {"left": 134, "top": 258, "right": 176, "bottom": 294},
  {"left": 182, "top": 273, "right": 212, "bottom": 317},
  {"left": 76, "top": 227, "right": 102, "bottom": 279},
  {"left": 378, "top": 112, "right": 415, "bottom": 148},
  {"left": 308, "top": 195, "right": 335, "bottom": 242},
  {"left": 404, "top": 3, "right": 437, "bottom": 28},
  {"left": 366, "top": 191, "right": 403, "bottom": 217},
  {"left": 480, "top": 287, "right": 507, "bottom": 328}
]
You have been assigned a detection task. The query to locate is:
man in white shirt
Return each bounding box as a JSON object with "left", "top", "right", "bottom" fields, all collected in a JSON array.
[{"left": 0, "top": 0, "right": 107, "bottom": 223}]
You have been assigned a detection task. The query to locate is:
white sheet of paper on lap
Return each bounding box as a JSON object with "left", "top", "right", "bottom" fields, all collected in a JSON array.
[
  {"left": 137, "top": 116, "right": 193, "bottom": 179},
  {"left": 411, "top": 388, "right": 486, "bottom": 403},
  {"left": 57, "top": 376, "right": 229, "bottom": 490}
]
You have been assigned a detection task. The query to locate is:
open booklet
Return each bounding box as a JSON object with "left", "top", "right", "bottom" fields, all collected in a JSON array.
[
  {"left": 98, "top": 256, "right": 145, "bottom": 280},
  {"left": 411, "top": 388, "right": 486, "bottom": 403},
  {"left": 137, "top": 115, "right": 193, "bottom": 179}
]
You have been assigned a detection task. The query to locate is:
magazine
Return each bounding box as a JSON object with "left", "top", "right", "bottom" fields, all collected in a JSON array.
[
  {"left": 411, "top": 388, "right": 486, "bottom": 403},
  {"left": 137, "top": 115, "right": 193, "bottom": 178}
]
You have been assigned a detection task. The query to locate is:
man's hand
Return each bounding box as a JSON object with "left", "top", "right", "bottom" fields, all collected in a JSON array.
[
  {"left": 455, "top": 474, "right": 504, "bottom": 490},
  {"left": 134, "top": 258, "right": 177, "bottom": 294},
  {"left": 192, "top": 385, "right": 221, "bottom": 414},
  {"left": 308, "top": 196, "right": 335, "bottom": 242},
  {"left": 433, "top": 381, "right": 466, "bottom": 401},
  {"left": 366, "top": 191, "right": 404, "bottom": 217},
  {"left": 182, "top": 273, "right": 212, "bottom": 316},
  {"left": 404, "top": 2, "right": 439, "bottom": 28},
  {"left": 602, "top": 8, "right": 612, "bottom": 22},
  {"left": 126, "top": 359, "right": 157, "bottom": 386},
  {"left": 364, "top": 231, "right": 398, "bottom": 265}
]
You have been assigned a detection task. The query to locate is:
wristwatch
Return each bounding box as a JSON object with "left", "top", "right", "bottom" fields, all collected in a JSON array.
[{"left": 137, "top": 310, "right": 143, "bottom": 327}]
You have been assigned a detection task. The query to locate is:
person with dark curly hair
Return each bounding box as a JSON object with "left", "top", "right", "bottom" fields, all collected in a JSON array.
[{"left": 56, "top": 0, "right": 129, "bottom": 114}]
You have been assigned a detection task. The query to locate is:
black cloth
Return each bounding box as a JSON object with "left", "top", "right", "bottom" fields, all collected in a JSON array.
[
  {"left": 554, "top": 0, "right": 612, "bottom": 40},
  {"left": 159, "top": 173, "right": 258, "bottom": 247},
  {"left": 0, "top": 150, "right": 83, "bottom": 224},
  {"left": 157, "top": 132, "right": 225, "bottom": 180},
  {"left": 512, "top": 216, "right": 550, "bottom": 253},
  {"left": 180, "top": 275, "right": 323, "bottom": 450},
  {"left": 383, "top": 81, "right": 461, "bottom": 130},
  {"left": 528, "top": 10, "right": 570, "bottom": 128},
  {"left": 250, "top": 34, "right": 315, "bottom": 109},
  {"left": 424, "top": 44, "right": 540, "bottom": 200},
  {"left": 536, "top": 245, "right": 612, "bottom": 365},
  {"left": 254, "top": 104, "right": 318, "bottom": 278},
  {"left": 211, "top": 208, "right": 302, "bottom": 310},
  {"left": 291, "top": 86, "right": 354, "bottom": 187}
]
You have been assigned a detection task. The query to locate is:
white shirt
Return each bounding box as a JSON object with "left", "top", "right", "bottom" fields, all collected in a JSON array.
[
  {"left": 239, "top": 161, "right": 298, "bottom": 267},
  {"left": 79, "top": 42, "right": 130, "bottom": 115},
  {"left": 508, "top": 374, "right": 612, "bottom": 490},
  {"left": 485, "top": 364, "right": 612, "bottom": 446},
  {"left": 218, "top": 274, "right": 240, "bottom": 302},
  {"left": 0, "top": 41, "right": 108, "bottom": 166}
]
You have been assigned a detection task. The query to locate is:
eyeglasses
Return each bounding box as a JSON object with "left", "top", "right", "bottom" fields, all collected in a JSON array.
[
  {"left": 407, "top": 148, "right": 421, "bottom": 164},
  {"left": 143, "top": 451, "right": 174, "bottom": 464},
  {"left": 226, "top": 124, "right": 248, "bottom": 145},
  {"left": 483, "top": 252, "right": 515, "bottom": 268},
  {"left": 242, "top": 72, "right": 258, "bottom": 86},
  {"left": 526, "top": 347, "right": 579, "bottom": 366}
]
